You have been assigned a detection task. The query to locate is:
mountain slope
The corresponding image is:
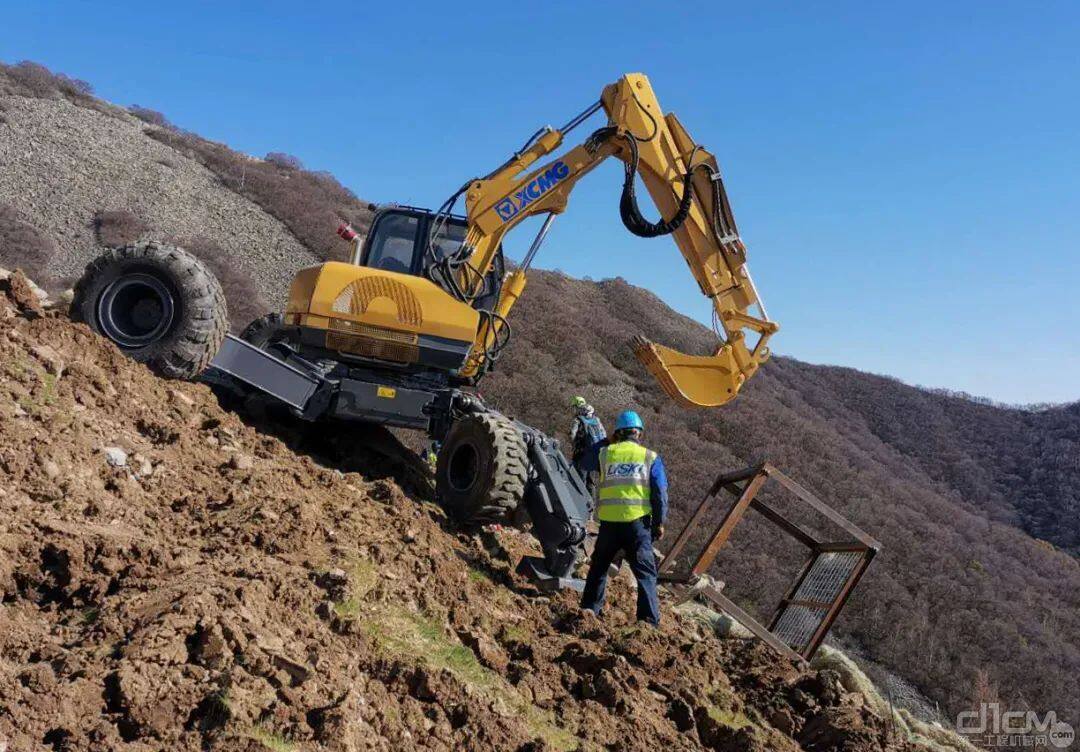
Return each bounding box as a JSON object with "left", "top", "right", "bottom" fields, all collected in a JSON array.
[
  {"left": 480, "top": 271, "right": 1080, "bottom": 723},
  {"left": 0, "top": 274, "right": 925, "bottom": 752}
]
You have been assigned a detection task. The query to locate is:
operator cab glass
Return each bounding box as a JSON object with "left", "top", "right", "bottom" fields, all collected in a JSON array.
[
  {"left": 364, "top": 213, "right": 419, "bottom": 274},
  {"left": 359, "top": 207, "right": 501, "bottom": 310},
  {"left": 361, "top": 207, "right": 468, "bottom": 276}
]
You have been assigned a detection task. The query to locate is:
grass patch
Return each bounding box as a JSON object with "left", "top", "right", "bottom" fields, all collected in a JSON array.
[
  {"left": 501, "top": 624, "right": 531, "bottom": 643},
  {"left": 467, "top": 567, "right": 491, "bottom": 583},
  {"left": 331, "top": 558, "right": 378, "bottom": 619},
  {"left": 363, "top": 604, "right": 576, "bottom": 751},
  {"left": 247, "top": 725, "right": 297, "bottom": 752},
  {"left": 705, "top": 704, "right": 751, "bottom": 730}
]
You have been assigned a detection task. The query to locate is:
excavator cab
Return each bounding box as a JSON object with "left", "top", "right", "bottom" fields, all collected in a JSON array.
[{"left": 351, "top": 207, "right": 503, "bottom": 312}]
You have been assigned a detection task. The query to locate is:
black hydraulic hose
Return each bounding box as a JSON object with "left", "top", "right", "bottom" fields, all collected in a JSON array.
[{"left": 618, "top": 134, "right": 697, "bottom": 238}]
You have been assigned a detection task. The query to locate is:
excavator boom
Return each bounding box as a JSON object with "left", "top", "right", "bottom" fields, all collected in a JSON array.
[{"left": 446, "top": 73, "right": 778, "bottom": 407}]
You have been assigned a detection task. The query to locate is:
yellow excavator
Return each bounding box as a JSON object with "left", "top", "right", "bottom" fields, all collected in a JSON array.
[
  {"left": 73, "top": 73, "right": 779, "bottom": 589},
  {"left": 291, "top": 72, "right": 776, "bottom": 408}
]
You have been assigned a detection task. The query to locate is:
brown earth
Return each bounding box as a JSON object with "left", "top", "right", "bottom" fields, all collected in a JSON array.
[{"left": 0, "top": 273, "right": 909, "bottom": 751}]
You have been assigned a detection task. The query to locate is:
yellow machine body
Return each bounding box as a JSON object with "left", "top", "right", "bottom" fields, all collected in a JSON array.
[{"left": 285, "top": 262, "right": 480, "bottom": 368}]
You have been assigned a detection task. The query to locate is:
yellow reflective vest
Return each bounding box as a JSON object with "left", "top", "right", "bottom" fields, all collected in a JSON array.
[{"left": 597, "top": 440, "right": 657, "bottom": 522}]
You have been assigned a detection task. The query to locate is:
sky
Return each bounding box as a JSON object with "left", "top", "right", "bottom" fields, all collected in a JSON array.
[{"left": 3, "top": 1, "right": 1078, "bottom": 404}]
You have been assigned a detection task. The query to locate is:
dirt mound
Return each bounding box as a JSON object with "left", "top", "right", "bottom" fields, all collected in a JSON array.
[
  {"left": 0, "top": 93, "right": 318, "bottom": 304},
  {"left": 0, "top": 275, "right": 910, "bottom": 750}
]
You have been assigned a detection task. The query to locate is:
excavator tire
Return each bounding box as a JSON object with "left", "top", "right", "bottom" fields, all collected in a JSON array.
[
  {"left": 436, "top": 412, "right": 528, "bottom": 524},
  {"left": 72, "top": 242, "right": 227, "bottom": 380},
  {"left": 240, "top": 312, "right": 286, "bottom": 349}
]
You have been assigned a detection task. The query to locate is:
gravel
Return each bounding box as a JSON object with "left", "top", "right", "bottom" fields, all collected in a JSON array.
[{"left": 0, "top": 95, "right": 320, "bottom": 306}]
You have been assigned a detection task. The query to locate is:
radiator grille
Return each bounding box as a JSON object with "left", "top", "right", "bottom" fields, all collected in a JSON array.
[
  {"left": 329, "top": 318, "right": 418, "bottom": 343},
  {"left": 326, "top": 331, "right": 419, "bottom": 363}
]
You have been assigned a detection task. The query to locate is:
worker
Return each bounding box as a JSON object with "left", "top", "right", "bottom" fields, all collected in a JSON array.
[
  {"left": 579, "top": 410, "right": 667, "bottom": 626},
  {"left": 569, "top": 396, "right": 606, "bottom": 495}
]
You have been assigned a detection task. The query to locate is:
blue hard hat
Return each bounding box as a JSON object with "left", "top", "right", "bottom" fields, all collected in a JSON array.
[{"left": 615, "top": 410, "right": 644, "bottom": 431}]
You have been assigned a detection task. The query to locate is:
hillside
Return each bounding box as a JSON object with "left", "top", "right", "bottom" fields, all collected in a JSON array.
[
  {"left": 1, "top": 60, "right": 1077, "bottom": 732},
  {"left": 0, "top": 272, "right": 950, "bottom": 751},
  {"left": 480, "top": 272, "right": 1080, "bottom": 723}
]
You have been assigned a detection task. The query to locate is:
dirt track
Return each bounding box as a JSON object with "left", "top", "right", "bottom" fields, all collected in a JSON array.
[{"left": 0, "top": 272, "right": 903, "bottom": 751}]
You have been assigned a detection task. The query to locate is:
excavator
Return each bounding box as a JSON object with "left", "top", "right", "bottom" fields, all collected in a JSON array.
[{"left": 72, "top": 73, "right": 779, "bottom": 589}]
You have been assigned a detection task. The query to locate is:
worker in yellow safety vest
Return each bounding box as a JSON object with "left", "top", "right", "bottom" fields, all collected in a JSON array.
[{"left": 578, "top": 410, "right": 668, "bottom": 625}]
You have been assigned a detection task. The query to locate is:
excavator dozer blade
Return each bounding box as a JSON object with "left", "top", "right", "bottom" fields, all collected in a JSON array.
[{"left": 632, "top": 336, "right": 744, "bottom": 409}]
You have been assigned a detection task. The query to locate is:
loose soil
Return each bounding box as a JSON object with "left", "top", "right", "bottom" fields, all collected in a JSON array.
[{"left": 0, "top": 273, "right": 911, "bottom": 751}]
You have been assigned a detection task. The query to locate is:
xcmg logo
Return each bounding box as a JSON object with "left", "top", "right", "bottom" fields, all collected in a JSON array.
[{"left": 493, "top": 161, "right": 570, "bottom": 222}]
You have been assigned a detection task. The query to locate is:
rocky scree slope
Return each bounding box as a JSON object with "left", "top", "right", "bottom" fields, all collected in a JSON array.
[
  {"left": 0, "top": 274, "right": 920, "bottom": 752},
  {"left": 0, "top": 62, "right": 323, "bottom": 306}
]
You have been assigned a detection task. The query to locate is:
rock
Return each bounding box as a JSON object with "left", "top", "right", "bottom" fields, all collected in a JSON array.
[
  {"left": 30, "top": 343, "right": 65, "bottom": 376},
  {"left": 458, "top": 628, "right": 509, "bottom": 672},
  {"left": 103, "top": 446, "right": 128, "bottom": 467},
  {"left": 229, "top": 453, "right": 253, "bottom": 471},
  {"left": 797, "top": 669, "right": 845, "bottom": 708},
  {"left": 319, "top": 568, "right": 350, "bottom": 601},
  {"left": 168, "top": 388, "right": 195, "bottom": 408},
  {"left": 1, "top": 270, "right": 45, "bottom": 316},
  {"left": 40, "top": 458, "right": 61, "bottom": 479},
  {"left": 667, "top": 698, "right": 696, "bottom": 731},
  {"left": 769, "top": 708, "right": 798, "bottom": 735}
]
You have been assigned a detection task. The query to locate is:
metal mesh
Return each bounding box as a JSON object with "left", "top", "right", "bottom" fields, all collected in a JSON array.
[
  {"left": 793, "top": 552, "right": 861, "bottom": 603},
  {"left": 773, "top": 604, "right": 824, "bottom": 651},
  {"left": 772, "top": 551, "right": 862, "bottom": 650}
]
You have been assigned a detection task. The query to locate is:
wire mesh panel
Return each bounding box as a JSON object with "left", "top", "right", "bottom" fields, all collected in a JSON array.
[
  {"left": 772, "top": 551, "right": 865, "bottom": 652},
  {"left": 772, "top": 605, "right": 823, "bottom": 653}
]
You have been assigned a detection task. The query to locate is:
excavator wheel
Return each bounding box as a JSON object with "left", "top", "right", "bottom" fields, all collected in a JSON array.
[
  {"left": 240, "top": 312, "right": 287, "bottom": 349},
  {"left": 436, "top": 412, "right": 528, "bottom": 525},
  {"left": 72, "top": 242, "right": 227, "bottom": 379}
]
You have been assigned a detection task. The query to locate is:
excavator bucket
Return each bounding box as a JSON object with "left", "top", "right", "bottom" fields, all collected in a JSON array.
[{"left": 632, "top": 337, "right": 746, "bottom": 409}]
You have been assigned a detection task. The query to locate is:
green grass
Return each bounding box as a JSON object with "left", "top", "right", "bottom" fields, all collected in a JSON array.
[
  {"left": 706, "top": 704, "right": 752, "bottom": 730},
  {"left": 331, "top": 558, "right": 378, "bottom": 620},
  {"left": 500, "top": 624, "right": 531, "bottom": 643},
  {"left": 467, "top": 567, "right": 491, "bottom": 583},
  {"left": 362, "top": 605, "right": 576, "bottom": 751},
  {"left": 247, "top": 725, "right": 297, "bottom": 752}
]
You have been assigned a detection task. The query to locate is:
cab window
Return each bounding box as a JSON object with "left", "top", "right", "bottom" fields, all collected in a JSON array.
[
  {"left": 429, "top": 220, "right": 468, "bottom": 261},
  {"left": 365, "top": 213, "right": 419, "bottom": 274}
]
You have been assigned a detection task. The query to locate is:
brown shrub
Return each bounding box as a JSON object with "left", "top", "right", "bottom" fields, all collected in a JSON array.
[
  {"left": 0, "top": 204, "right": 57, "bottom": 285},
  {"left": 167, "top": 235, "right": 269, "bottom": 333},
  {"left": 93, "top": 210, "right": 150, "bottom": 247},
  {"left": 265, "top": 152, "right": 303, "bottom": 170},
  {"left": 129, "top": 105, "right": 171, "bottom": 128},
  {"left": 1, "top": 60, "right": 93, "bottom": 101},
  {"left": 147, "top": 129, "right": 374, "bottom": 262}
]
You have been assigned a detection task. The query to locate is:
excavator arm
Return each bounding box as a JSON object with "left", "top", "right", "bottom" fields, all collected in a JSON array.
[{"left": 437, "top": 73, "right": 779, "bottom": 408}]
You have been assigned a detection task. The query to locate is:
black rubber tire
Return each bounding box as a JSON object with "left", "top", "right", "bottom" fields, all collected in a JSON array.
[
  {"left": 436, "top": 412, "right": 528, "bottom": 524},
  {"left": 240, "top": 312, "right": 286, "bottom": 349},
  {"left": 71, "top": 242, "right": 227, "bottom": 379}
]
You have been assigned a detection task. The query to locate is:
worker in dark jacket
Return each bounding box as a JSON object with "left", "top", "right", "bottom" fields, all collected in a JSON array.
[
  {"left": 578, "top": 410, "right": 667, "bottom": 626},
  {"left": 569, "top": 396, "right": 606, "bottom": 495}
]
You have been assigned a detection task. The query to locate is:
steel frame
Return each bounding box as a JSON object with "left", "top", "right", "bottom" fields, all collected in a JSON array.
[{"left": 660, "top": 462, "right": 881, "bottom": 661}]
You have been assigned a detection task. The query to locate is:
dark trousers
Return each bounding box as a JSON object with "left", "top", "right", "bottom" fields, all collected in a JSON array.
[{"left": 580, "top": 518, "right": 660, "bottom": 625}]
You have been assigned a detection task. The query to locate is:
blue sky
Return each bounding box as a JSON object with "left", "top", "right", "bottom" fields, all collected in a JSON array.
[{"left": 3, "top": 1, "right": 1078, "bottom": 404}]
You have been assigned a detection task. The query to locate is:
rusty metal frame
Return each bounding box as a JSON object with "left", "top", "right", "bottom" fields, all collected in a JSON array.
[{"left": 660, "top": 462, "right": 880, "bottom": 661}]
